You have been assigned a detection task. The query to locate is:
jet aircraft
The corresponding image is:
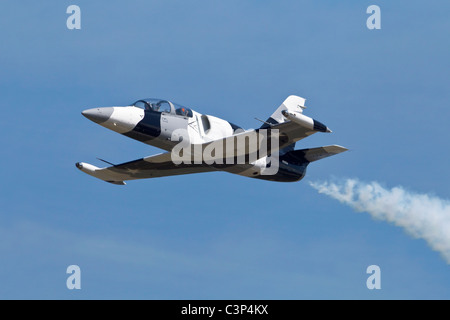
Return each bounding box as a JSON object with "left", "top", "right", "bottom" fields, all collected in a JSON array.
[{"left": 76, "top": 95, "right": 347, "bottom": 185}]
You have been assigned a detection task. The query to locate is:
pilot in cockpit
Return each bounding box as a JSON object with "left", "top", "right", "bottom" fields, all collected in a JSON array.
[
  {"left": 151, "top": 103, "right": 160, "bottom": 112},
  {"left": 180, "top": 107, "right": 188, "bottom": 116}
]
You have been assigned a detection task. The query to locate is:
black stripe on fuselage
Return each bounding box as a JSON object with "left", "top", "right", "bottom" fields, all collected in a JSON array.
[{"left": 123, "top": 110, "right": 162, "bottom": 142}]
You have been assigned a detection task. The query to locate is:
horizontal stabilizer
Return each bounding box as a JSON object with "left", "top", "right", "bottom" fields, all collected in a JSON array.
[{"left": 283, "top": 145, "right": 348, "bottom": 164}]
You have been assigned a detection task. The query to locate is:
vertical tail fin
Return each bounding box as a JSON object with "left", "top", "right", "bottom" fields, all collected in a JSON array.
[
  {"left": 260, "top": 95, "right": 307, "bottom": 153},
  {"left": 260, "top": 95, "right": 307, "bottom": 129}
]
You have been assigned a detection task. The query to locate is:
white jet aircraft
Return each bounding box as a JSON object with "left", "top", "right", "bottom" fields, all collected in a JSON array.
[{"left": 76, "top": 95, "right": 347, "bottom": 185}]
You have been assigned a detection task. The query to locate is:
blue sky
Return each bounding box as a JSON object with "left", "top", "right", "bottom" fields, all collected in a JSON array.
[{"left": 0, "top": 1, "right": 449, "bottom": 299}]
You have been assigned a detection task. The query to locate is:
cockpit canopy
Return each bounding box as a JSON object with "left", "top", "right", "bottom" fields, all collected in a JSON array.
[{"left": 132, "top": 98, "right": 193, "bottom": 117}]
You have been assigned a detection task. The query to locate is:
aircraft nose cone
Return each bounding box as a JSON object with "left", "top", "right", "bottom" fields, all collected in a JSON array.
[{"left": 82, "top": 107, "right": 114, "bottom": 124}]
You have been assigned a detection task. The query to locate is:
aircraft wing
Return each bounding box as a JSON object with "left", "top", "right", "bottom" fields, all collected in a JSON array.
[{"left": 76, "top": 152, "right": 217, "bottom": 185}]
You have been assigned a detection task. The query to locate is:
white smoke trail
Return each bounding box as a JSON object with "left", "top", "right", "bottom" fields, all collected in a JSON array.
[{"left": 309, "top": 179, "right": 450, "bottom": 264}]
